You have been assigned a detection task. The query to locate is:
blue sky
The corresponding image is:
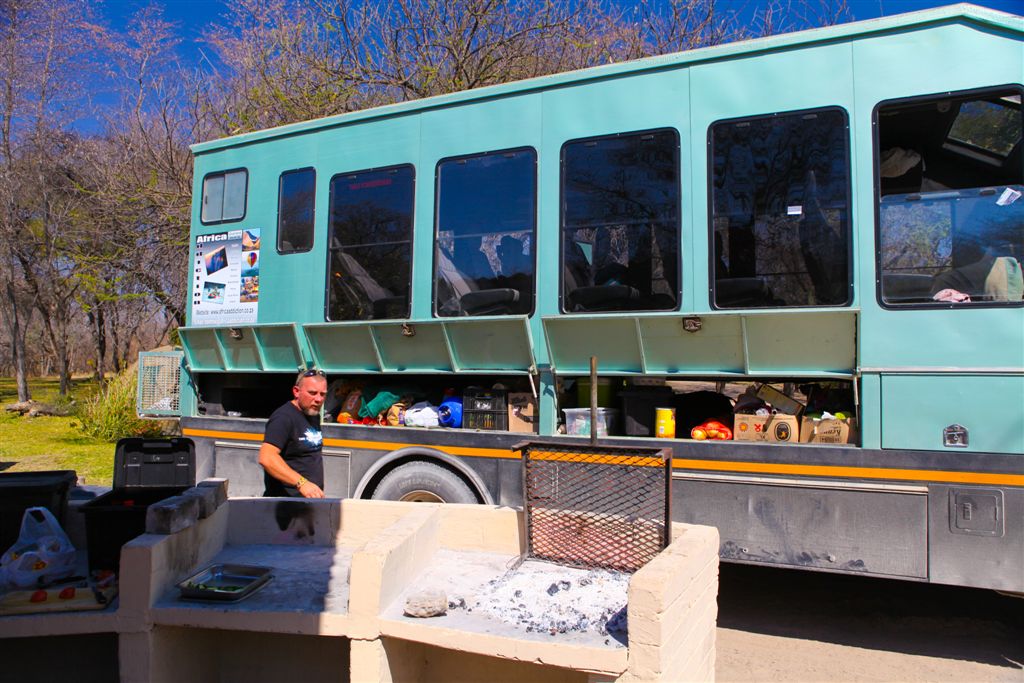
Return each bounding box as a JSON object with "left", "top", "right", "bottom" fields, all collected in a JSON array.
[
  {"left": 78, "top": 0, "right": 1019, "bottom": 133},
  {"left": 100, "top": 0, "right": 1023, "bottom": 43}
]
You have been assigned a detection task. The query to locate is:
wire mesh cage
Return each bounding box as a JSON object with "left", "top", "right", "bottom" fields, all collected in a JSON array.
[
  {"left": 136, "top": 351, "right": 184, "bottom": 418},
  {"left": 519, "top": 441, "right": 672, "bottom": 572}
]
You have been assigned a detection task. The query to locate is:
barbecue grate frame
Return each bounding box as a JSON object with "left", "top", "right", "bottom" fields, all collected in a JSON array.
[{"left": 518, "top": 441, "right": 672, "bottom": 572}]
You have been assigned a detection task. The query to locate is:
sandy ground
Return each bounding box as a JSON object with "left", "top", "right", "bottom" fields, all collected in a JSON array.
[{"left": 714, "top": 564, "right": 1024, "bottom": 683}]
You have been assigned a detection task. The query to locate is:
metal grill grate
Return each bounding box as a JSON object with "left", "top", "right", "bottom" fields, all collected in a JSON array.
[
  {"left": 136, "top": 351, "right": 183, "bottom": 417},
  {"left": 520, "top": 442, "right": 672, "bottom": 572}
]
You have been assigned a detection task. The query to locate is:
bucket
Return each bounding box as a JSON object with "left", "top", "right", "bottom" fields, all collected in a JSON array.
[
  {"left": 655, "top": 407, "right": 676, "bottom": 439},
  {"left": 576, "top": 378, "right": 616, "bottom": 408}
]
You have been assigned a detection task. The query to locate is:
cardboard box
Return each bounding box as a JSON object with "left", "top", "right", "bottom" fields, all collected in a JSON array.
[
  {"left": 755, "top": 384, "right": 805, "bottom": 415},
  {"left": 733, "top": 414, "right": 800, "bottom": 442},
  {"left": 799, "top": 417, "right": 857, "bottom": 444},
  {"left": 508, "top": 392, "right": 538, "bottom": 433}
]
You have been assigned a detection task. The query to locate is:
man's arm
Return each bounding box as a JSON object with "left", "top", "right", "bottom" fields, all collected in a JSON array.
[{"left": 258, "top": 442, "right": 325, "bottom": 498}]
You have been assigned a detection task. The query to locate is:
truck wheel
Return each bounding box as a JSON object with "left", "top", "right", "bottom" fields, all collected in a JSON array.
[{"left": 371, "top": 461, "right": 478, "bottom": 504}]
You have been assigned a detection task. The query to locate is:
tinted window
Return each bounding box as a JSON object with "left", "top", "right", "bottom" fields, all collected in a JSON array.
[
  {"left": 201, "top": 169, "right": 247, "bottom": 223},
  {"left": 561, "top": 130, "right": 680, "bottom": 312},
  {"left": 327, "top": 166, "right": 414, "bottom": 320},
  {"left": 278, "top": 168, "right": 316, "bottom": 253},
  {"left": 710, "top": 109, "right": 851, "bottom": 308},
  {"left": 434, "top": 148, "right": 536, "bottom": 317},
  {"left": 877, "top": 88, "right": 1023, "bottom": 306}
]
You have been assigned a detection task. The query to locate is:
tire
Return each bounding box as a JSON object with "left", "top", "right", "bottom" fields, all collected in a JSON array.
[{"left": 370, "top": 461, "right": 478, "bottom": 504}]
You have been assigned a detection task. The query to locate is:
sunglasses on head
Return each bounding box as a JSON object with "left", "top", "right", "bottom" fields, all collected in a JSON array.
[{"left": 296, "top": 368, "right": 327, "bottom": 385}]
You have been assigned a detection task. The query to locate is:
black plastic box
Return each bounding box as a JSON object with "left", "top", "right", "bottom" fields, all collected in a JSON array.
[
  {"left": 619, "top": 387, "right": 675, "bottom": 436},
  {"left": 0, "top": 470, "right": 77, "bottom": 554},
  {"left": 80, "top": 438, "right": 195, "bottom": 573},
  {"left": 463, "top": 387, "right": 508, "bottom": 431}
]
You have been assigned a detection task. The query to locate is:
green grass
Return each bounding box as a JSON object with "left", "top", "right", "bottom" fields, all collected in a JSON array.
[{"left": 0, "top": 377, "right": 115, "bottom": 486}]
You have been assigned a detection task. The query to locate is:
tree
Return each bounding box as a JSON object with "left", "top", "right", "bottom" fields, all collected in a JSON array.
[{"left": 0, "top": 0, "right": 104, "bottom": 396}]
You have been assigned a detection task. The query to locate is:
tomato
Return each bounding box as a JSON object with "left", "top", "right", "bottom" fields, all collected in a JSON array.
[
  {"left": 704, "top": 425, "right": 720, "bottom": 438},
  {"left": 691, "top": 427, "right": 707, "bottom": 440},
  {"left": 719, "top": 427, "right": 733, "bottom": 440},
  {"left": 59, "top": 587, "right": 76, "bottom": 600},
  {"left": 30, "top": 590, "right": 47, "bottom": 603}
]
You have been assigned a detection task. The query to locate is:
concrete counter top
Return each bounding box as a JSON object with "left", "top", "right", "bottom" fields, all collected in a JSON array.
[{"left": 151, "top": 543, "right": 355, "bottom": 635}]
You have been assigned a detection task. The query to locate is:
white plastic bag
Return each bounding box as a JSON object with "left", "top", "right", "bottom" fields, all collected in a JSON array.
[
  {"left": 404, "top": 401, "right": 440, "bottom": 427},
  {"left": 1, "top": 507, "right": 77, "bottom": 589}
]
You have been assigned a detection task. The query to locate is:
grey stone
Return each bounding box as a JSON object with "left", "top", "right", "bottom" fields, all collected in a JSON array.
[
  {"left": 404, "top": 589, "right": 448, "bottom": 618},
  {"left": 197, "top": 478, "right": 229, "bottom": 508},
  {"left": 145, "top": 494, "right": 201, "bottom": 534},
  {"left": 181, "top": 485, "right": 218, "bottom": 519}
]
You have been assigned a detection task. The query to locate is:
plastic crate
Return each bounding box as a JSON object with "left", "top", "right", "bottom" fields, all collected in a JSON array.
[
  {"left": 79, "top": 438, "right": 195, "bottom": 573},
  {"left": 463, "top": 387, "right": 508, "bottom": 431},
  {"left": 563, "top": 407, "right": 620, "bottom": 437},
  {"left": 0, "top": 470, "right": 77, "bottom": 554},
  {"left": 619, "top": 387, "right": 676, "bottom": 436}
]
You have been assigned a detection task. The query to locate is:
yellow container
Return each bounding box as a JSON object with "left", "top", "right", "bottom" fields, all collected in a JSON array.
[{"left": 655, "top": 407, "right": 676, "bottom": 439}]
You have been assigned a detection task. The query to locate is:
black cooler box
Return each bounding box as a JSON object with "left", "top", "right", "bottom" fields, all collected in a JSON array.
[
  {"left": 80, "top": 437, "right": 195, "bottom": 573},
  {"left": 619, "top": 387, "right": 675, "bottom": 436},
  {"left": 0, "top": 470, "right": 78, "bottom": 554}
]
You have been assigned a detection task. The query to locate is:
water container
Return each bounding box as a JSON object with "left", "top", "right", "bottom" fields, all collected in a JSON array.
[{"left": 438, "top": 397, "right": 463, "bottom": 428}]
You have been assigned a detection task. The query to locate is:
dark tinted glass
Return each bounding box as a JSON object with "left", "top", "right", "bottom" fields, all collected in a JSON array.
[
  {"left": 710, "top": 109, "right": 851, "bottom": 308},
  {"left": 278, "top": 168, "right": 316, "bottom": 253},
  {"left": 435, "top": 149, "right": 536, "bottom": 317},
  {"left": 877, "top": 89, "right": 1023, "bottom": 306},
  {"left": 561, "top": 130, "right": 680, "bottom": 312},
  {"left": 327, "top": 166, "right": 414, "bottom": 320}
]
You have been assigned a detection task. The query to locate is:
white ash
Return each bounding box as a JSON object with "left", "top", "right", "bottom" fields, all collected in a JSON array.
[{"left": 446, "top": 559, "right": 629, "bottom": 638}]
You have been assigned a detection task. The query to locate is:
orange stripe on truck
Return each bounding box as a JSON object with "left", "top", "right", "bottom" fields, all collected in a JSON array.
[{"left": 182, "top": 428, "right": 1024, "bottom": 487}]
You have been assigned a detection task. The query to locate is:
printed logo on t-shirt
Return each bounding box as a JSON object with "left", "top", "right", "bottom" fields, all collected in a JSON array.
[{"left": 303, "top": 427, "right": 323, "bottom": 448}]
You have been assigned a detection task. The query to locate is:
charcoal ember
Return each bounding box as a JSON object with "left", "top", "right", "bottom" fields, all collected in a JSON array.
[{"left": 606, "top": 607, "right": 628, "bottom": 635}]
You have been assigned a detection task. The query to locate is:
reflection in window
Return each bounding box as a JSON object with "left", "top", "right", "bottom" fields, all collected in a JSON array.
[
  {"left": 878, "top": 88, "right": 1023, "bottom": 305},
  {"left": 710, "top": 109, "right": 851, "bottom": 308},
  {"left": 201, "top": 169, "right": 247, "bottom": 223},
  {"left": 948, "top": 97, "right": 1021, "bottom": 157},
  {"left": 327, "top": 166, "right": 414, "bottom": 320},
  {"left": 434, "top": 149, "right": 536, "bottom": 317},
  {"left": 561, "top": 130, "right": 679, "bottom": 312},
  {"left": 278, "top": 168, "right": 316, "bottom": 253}
]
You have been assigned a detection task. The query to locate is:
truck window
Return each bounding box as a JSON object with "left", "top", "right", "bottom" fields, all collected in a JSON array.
[
  {"left": 434, "top": 148, "right": 536, "bottom": 317},
  {"left": 561, "top": 129, "right": 680, "bottom": 313},
  {"left": 277, "top": 167, "right": 316, "bottom": 254},
  {"left": 877, "top": 87, "right": 1023, "bottom": 306},
  {"left": 327, "top": 165, "right": 414, "bottom": 320},
  {"left": 710, "top": 108, "right": 852, "bottom": 308},
  {"left": 201, "top": 169, "right": 247, "bottom": 224}
]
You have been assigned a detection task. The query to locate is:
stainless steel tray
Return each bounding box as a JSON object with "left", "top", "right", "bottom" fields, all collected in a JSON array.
[{"left": 177, "top": 564, "right": 273, "bottom": 602}]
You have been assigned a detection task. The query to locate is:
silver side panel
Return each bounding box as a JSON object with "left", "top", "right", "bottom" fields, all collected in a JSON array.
[
  {"left": 929, "top": 484, "right": 1024, "bottom": 593},
  {"left": 672, "top": 477, "right": 929, "bottom": 578}
]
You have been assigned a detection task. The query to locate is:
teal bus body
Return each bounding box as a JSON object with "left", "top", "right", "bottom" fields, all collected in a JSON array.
[{"left": 162, "top": 5, "right": 1023, "bottom": 590}]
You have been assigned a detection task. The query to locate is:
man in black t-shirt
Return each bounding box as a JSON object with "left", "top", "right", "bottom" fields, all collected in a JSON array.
[{"left": 258, "top": 370, "right": 329, "bottom": 498}]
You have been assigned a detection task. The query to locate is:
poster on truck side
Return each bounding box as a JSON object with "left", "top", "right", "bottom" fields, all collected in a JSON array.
[{"left": 191, "top": 228, "right": 261, "bottom": 326}]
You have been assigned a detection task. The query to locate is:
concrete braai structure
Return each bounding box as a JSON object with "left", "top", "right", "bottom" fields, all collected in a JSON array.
[{"left": 1, "top": 490, "right": 718, "bottom": 682}]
